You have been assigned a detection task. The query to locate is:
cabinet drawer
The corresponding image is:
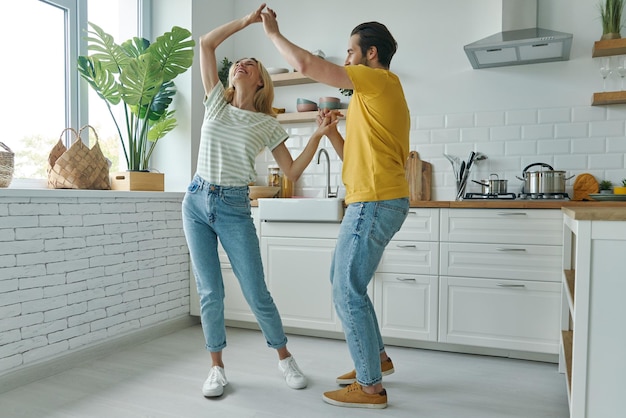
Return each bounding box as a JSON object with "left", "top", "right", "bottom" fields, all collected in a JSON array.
[
  {"left": 377, "top": 241, "right": 439, "bottom": 275},
  {"left": 440, "top": 242, "right": 562, "bottom": 281},
  {"left": 393, "top": 208, "right": 440, "bottom": 242},
  {"left": 439, "top": 276, "right": 561, "bottom": 354},
  {"left": 374, "top": 273, "right": 438, "bottom": 341},
  {"left": 440, "top": 209, "right": 562, "bottom": 245}
]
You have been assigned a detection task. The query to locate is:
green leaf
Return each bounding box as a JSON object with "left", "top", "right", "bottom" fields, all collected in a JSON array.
[
  {"left": 77, "top": 56, "right": 121, "bottom": 105},
  {"left": 148, "top": 26, "right": 195, "bottom": 83}
]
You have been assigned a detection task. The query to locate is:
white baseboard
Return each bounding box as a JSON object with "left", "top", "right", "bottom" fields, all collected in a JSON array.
[{"left": 0, "top": 315, "right": 200, "bottom": 395}]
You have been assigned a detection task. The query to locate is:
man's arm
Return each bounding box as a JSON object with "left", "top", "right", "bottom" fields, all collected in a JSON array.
[{"left": 261, "top": 7, "right": 353, "bottom": 90}]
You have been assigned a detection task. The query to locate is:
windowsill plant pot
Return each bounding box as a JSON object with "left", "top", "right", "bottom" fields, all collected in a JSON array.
[
  {"left": 77, "top": 23, "right": 194, "bottom": 191},
  {"left": 614, "top": 186, "right": 626, "bottom": 194},
  {"left": 110, "top": 171, "right": 164, "bottom": 191}
]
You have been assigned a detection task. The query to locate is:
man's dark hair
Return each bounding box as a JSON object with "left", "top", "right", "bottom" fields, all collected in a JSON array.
[{"left": 351, "top": 22, "right": 398, "bottom": 69}]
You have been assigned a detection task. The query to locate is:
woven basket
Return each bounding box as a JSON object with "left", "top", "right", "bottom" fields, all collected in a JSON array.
[{"left": 0, "top": 142, "right": 14, "bottom": 188}]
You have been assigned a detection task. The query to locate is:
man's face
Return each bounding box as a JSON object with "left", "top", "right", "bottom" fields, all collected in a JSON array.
[{"left": 345, "top": 34, "right": 367, "bottom": 66}]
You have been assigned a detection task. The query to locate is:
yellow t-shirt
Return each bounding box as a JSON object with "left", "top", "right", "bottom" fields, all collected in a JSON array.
[{"left": 343, "top": 65, "right": 410, "bottom": 205}]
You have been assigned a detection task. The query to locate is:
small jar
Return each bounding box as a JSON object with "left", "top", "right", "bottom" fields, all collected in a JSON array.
[{"left": 268, "top": 165, "right": 282, "bottom": 188}]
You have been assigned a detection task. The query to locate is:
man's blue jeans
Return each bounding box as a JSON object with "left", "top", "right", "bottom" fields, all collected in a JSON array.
[
  {"left": 331, "top": 198, "right": 409, "bottom": 386},
  {"left": 182, "top": 175, "right": 288, "bottom": 352}
]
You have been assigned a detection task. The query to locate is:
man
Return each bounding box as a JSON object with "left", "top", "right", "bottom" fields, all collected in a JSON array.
[{"left": 261, "top": 6, "right": 410, "bottom": 410}]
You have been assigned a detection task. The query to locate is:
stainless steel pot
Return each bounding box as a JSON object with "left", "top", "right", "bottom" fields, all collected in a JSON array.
[
  {"left": 472, "top": 174, "right": 508, "bottom": 194},
  {"left": 516, "top": 163, "right": 574, "bottom": 194}
]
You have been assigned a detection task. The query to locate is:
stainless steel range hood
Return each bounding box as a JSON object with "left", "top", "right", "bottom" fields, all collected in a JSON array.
[{"left": 464, "top": 0, "right": 573, "bottom": 69}]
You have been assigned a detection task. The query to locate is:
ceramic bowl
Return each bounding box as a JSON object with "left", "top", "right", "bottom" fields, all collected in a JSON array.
[
  {"left": 318, "top": 96, "right": 341, "bottom": 110},
  {"left": 249, "top": 186, "right": 281, "bottom": 200},
  {"left": 266, "top": 67, "right": 289, "bottom": 75},
  {"left": 297, "top": 98, "right": 316, "bottom": 105},
  {"left": 297, "top": 103, "right": 318, "bottom": 112}
]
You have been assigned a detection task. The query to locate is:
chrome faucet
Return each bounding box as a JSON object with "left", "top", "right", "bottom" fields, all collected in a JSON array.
[{"left": 316, "top": 148, "right": 337, "bottom": 198}]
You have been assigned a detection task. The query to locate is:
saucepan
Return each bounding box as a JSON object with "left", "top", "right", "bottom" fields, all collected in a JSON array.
[
  {"left": 472, "top": 174, "right": 508, "bottom": 194},
  {"left": 516, "top": 162, "right": 574, "bottom": 194}
]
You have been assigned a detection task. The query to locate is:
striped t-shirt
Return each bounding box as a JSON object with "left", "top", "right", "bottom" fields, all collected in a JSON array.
[{"left": 196, "top": 83, "right": 288, "bottom": 186}]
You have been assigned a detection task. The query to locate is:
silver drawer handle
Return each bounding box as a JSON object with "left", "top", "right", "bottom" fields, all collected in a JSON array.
[
  {"left": 396, "top": 244, "right": 417, "bottom": 248},
  {"left": 396, "top": 277, "right": 417, "bottom": 282},
  {"left": 496, "top": 284, "right": 526, "bottom": 288},
  {"left": 495, "top": 248, "right": 527, "bottom": 252},
  {"left": 496, "top": 212, "right": 527, "bottom": 216}
]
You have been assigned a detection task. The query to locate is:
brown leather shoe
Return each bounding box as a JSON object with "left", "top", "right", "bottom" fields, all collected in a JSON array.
[
  {"left": 323, "top": 382, "right": 387, "bottom": 409},
  {"left": 335, "top": 357, "right": 395, "bottom": 385}
]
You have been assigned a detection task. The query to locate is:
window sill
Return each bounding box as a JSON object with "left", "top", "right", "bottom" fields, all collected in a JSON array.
[{"left": 1, "top": 179, "right": 184, "bottom": 199}]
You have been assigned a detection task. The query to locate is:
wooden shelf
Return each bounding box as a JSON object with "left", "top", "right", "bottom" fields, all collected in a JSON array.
[
  {"left": 561, "top": 330, "right": 573, "bottom": 393},
  {"left": 591, "top": 90, "right": 626, "bottom": 105},
  {"left": 276, "top": 111, "right": 345, "bottom": 124},
  {"left": 592, "top": 38, "right": 626, "bottom": 57},
  {"left": 276, "top": 111, "right": 318, "bottom": 123},
  {"left": 270, "top": 72, "right": 316, "bottom": 87}
]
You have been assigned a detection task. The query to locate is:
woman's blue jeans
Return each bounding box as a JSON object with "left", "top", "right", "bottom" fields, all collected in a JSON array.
[
  {"left": 182, "top": 175, "right": 288, "bottom": 352},
  {"left": 331, "top": 198, "right": 409, "bottom": 386}
]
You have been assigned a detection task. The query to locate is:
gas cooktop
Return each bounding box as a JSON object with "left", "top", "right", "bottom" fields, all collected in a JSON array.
[{"left": 463, "top": 192, "right": 570, "bottom": 200}]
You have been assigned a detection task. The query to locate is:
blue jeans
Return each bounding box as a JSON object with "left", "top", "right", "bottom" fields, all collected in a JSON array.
[
  {"left": 331, "top": 198, "right": 409, "bottom": 386},
  {"left": 182, "top": 175, "right": 288, "bottom": 352}
]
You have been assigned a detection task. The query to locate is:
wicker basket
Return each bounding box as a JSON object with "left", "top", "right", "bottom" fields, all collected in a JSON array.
[{"left": 0, "top": 142, "right": 14, "bottom": 188}]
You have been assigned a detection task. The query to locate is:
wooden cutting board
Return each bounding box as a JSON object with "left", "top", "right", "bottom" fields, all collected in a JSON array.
[{"left": 405, "top": 151, "right": 432, "bottom": 202}]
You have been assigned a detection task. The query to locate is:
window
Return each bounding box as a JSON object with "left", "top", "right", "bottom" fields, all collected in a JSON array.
[{"left": 3, "top": 0, "right": 144, "bottom": 182}]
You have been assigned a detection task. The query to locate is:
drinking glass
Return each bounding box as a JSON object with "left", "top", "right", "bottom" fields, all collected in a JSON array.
[
  {"left": 617, "top": 56, "right": 626, "bottom": 90},
  {"left": 599, "top": 57, "right": 612, "bottom": 91}
]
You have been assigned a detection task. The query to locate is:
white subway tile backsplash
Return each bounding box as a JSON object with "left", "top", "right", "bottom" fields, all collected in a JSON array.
[
  {"left": 491, "top": 125, "right": 521, "bottom": 142},
  {"left": 416, "top": 114, "right": 445, "bottom": 129},
  {"left": 571, "top": 137, "right": 607, "bottom": 154},
  {"left": 588, "top": 153, "right": 624, "bottom": 169},
  {"left": 589, "top": 120, "right": 626, "bottom": 137},
  {"left": 505, "top": 140, "right": 538, "bottom": 156},
  {"left": 538, "top": 108, "right": 571, "bottom": 123},
  {"left": 445, "top": 113, "right": 474, "bottom": 128},
  {"left": 460, "top": 127, "right": 490, "bottom": 142},
  {"left": 475, "top": 111, "right": 505, "bottom": 127},
  {"left": 537, "top": 139, "right": 571, "bottom": 155},
  {"left": 431, "top": 128, "right": 460, "bottom": 144},
  {"left": 607, "top": 136, "right": 626, "bottom": 152},
  {"left": 572, "top": 106, "right": 606, "bottom": 122},
  {"left": 522, "top": 124, "right": 554, "bottom": 140},
  {"left": 506, "top": 109, "right": 537, "bottom": 125},
  {"left": 555, "top": 123, "right": 589, "bottom": 139}
]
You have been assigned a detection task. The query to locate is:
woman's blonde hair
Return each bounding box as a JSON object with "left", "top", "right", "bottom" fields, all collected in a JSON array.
[{"left": 224, "top": 58, "right": 276, "bottom": 116}]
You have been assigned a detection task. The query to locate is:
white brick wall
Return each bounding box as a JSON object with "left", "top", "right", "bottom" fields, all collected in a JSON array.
[
  {"left": 0, "top": 192, "right": 189, "bottom": 377},
  {"left": 270, "top": 104, "right": 626, "bottom": 201}
]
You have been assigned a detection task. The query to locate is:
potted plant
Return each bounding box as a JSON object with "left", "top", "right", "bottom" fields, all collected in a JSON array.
[
  {"left": 599, "top": 0, "right": 625, "bottom": 40},
  {"left": 77, "top": 22, "right": 195, "bottom": 186},
  {"left": 599, "top": 180, "right": 613, "bottom": 193},
  {"left": 614, "top": 178, "right": 626, "bottom": 194}
]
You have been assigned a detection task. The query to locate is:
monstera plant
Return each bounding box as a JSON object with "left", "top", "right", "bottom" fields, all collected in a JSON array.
[{"left": 78, "top": 23, "right": 195, "bottom": 171}]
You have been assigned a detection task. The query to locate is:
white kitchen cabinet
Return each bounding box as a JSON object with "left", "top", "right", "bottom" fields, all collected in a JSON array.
[
  {"left": 439, "top": 208, "right": 563, "bottom": 355},
  {"left": 374, "top": 209, "right": 439, "bottom": 342},
  {"left": 260, "top": 222, "right": 342, "bottom": 332},
  {"left": 559, "top": 208, "right": 626, "bottom": 418},
  {"left": 190, "top": 207, "right": 260, "bottom": 321}
]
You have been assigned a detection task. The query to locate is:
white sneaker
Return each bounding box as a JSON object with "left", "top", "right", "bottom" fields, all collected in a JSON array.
[
  {"left": 202, "top": 366, "right": 227, "bottom": 397},
  {"left": 278, "top": 356, "right": 308, "bottom": 389}
]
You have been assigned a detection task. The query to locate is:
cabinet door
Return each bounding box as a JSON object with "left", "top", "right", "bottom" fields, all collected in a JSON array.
[
  {"left": 377, "top": 241, "right": 439, "bottom": 275},
  {"left": 440, "top": 208, "right": 563, "bottom": 245},
  {"left": 440, "top": 242, "right": 562, "bottom": 282},
  {"left": 393, "top": 208, "right": 440, "bottom": 241},
  {"left": 374, "top": 273, "right": 438, "bottom": 341},
  {"left": 439, "top": 276, "right": 561, "bottom": 354},
  {"left": 262, "top": 236, "right": 340, "bottom": 331}
]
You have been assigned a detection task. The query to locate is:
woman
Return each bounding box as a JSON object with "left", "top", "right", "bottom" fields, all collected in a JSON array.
[{"left": 183, "top": 4, "right": 337, "bottom": 398}]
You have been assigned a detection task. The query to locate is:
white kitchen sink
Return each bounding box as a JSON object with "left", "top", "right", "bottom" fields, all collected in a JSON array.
[{"left": 258, "top": 198, "right": 344, "bottom": 222}]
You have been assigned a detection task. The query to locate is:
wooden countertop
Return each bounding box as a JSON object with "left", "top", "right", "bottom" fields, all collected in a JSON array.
[
  {"left": 562, "top": 206, "right": 626, "bottom": 221},
  {"left": 252, "top": 199, "right": 626, "bottom": 210}
]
